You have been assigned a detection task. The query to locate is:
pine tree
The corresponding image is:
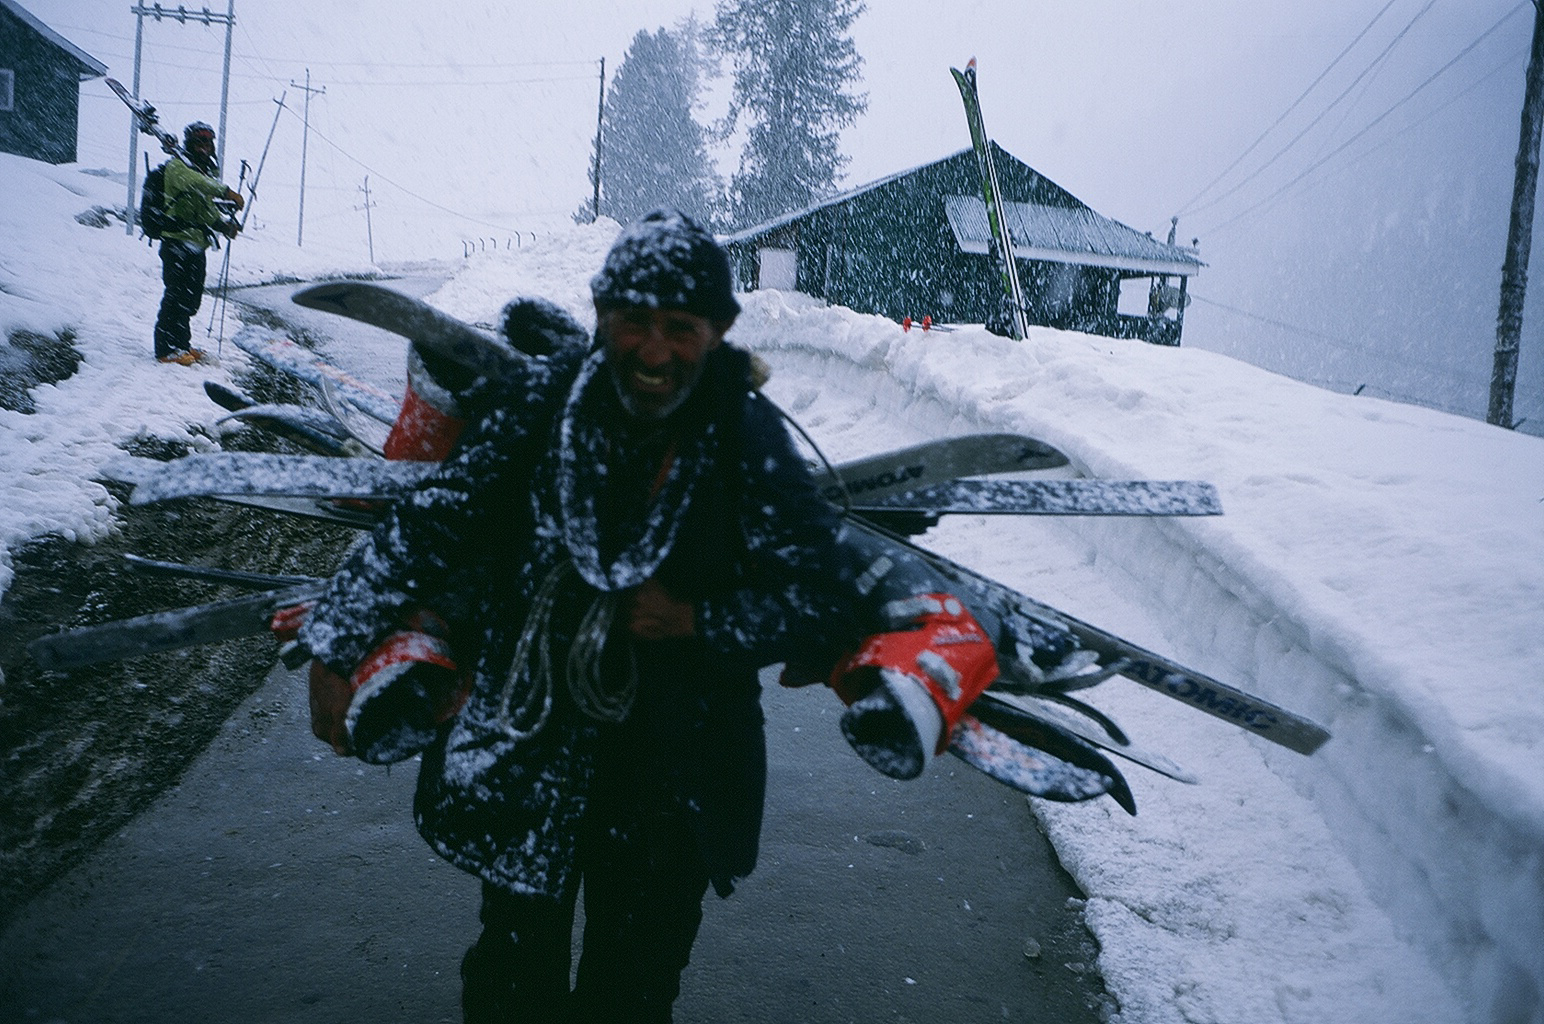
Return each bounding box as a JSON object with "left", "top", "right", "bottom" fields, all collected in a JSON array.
[
  {"left": 580, "top": 20, "right": 720, "bottom": 227},
  {"left": 711, "top": 0, "right": 867, "bottom": 229}
]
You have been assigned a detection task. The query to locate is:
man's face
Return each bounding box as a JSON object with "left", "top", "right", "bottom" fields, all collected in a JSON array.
[
  {"left": 599, "top": 306, "right": 724, "bottom": 419},
  {"left": 187, "top": 132, "right": 215, "bottom": 161}
]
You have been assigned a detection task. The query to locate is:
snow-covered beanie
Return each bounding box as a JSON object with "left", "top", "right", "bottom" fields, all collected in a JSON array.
[{"left": 590, "top": 208, "right": 741, "bottom": 322}]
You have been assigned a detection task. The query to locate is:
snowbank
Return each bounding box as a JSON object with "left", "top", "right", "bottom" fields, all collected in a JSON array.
[
  {"left": 733, "top": 290, "right": 1544, "bottom": 1024},
  {"left": 0, "top": 153, "right": 379, "bottom": 597}
]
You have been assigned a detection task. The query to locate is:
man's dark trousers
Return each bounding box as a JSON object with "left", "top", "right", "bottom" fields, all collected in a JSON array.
[{"left": 155, "top": 239, "right": 207, "bottom": 358}]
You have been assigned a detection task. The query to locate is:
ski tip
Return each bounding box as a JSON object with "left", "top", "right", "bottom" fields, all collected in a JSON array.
[
  {"left": 1106, "top": 766, "right": 1137, "bottom": 816},
  {"left": 203, "top": 379, "right": 250, "bottom": 412},
  {"left": 290, "top": 281, "right": 362, "bottom": 313}
]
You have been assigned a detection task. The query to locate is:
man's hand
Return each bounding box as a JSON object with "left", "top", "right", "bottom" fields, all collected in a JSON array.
[
  {"left": 219, "top": 220, "right": 240, "bottom": 239},
  {"left": 308, "top": 661, "right": 354, "bottom": 756},
  {"left": 222, "top": 187, "right": 245, "bottom": 210},
  {"left": 625, "top": 578, "right": 695, "bottom": 640}
]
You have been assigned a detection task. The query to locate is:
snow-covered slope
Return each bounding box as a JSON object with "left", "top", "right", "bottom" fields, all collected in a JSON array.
[
  {"left": 4, "top": 160, "right": 1541, "bottom": 1023},
  {"left": 729, "top": 297, "right": 1543, "bottom": 1024}
]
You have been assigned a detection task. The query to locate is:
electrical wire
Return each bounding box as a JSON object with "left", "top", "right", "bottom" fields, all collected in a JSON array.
[
  {"left": 1220, "top": 40, "right": 1528, "bottom": 230},
  {"left": 1180, "top": 0, "right": 1437, "bottom": 221},
  {"left": 1173, "top": 0, "right": 1401, "bottom": 218},
  {"left": 266, "top": 101, "right": 555, "bottom": 231},
  {"left": 1198, "top": 2, "right": 1529, "bottom": 239},
  {"left": 1190, "top": 292, "right": 1495, "bottom": 384}
]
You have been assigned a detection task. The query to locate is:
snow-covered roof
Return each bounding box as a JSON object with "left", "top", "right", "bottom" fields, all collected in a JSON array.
[
  {"left": 717, "top": 158, "right": 928, "bottom": 247},
  {"left": 720, "top": 145, "right": 1202, "bottom": 278},
  {"left": 943, "top": 194, "right": 1203, "bottom": 277},
  {"left": 0, "top": 0, "right": 109, "bottom": 78}
]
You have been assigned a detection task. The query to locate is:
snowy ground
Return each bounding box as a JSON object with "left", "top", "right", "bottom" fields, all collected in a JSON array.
[{"left": 3, "top": 156, "right": 1541, "bottom": 1023}]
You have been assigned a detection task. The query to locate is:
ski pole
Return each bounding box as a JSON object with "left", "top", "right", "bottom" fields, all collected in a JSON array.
[
  {"left": 207, "top": 159, "right": 247, "bottom": 349},
  {"left": 205, "top": 93, "right": 286, "bottom": 352}
]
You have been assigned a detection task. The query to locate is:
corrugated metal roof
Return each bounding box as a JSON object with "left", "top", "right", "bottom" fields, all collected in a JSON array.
[
  {"left": 718, "top": 159, "right": 927, "bottom": 247},
  {"left": 943, "top": 194, "right": 1201, "bottom": 277},
  {"left": 0, "top": 0, "right": 109, "bottom": 78}
]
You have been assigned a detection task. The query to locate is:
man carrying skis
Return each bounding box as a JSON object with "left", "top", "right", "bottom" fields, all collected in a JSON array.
[
  {"left": 153, "top": 121, "right": 242, "bottom": 365},
  {"left": 299, "top": 209, "right": 862, "bottom": 1023}
]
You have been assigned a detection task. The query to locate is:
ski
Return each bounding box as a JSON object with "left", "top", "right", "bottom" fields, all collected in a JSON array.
[
  {"left": 123, "top": 553, "right": 320, "bottom": 590},
  {"left": 855, "top": 477, "right": 1223, "bottom": 518},
  {"left": 972, "top": 691, "right": 1198, "bottom": 785},
  {"left": 232, "top": 329, "right": 400, "bottom": 424},
  {"left": 212, "top": 494, "right": 384, "bottom": 528},
  {"left": 217, "top": 404, "right": 361, "bottom": 457},
  {"left": 317, "top": 377, "right": 388, "bottom": 455},
  {"left": 206, "top": 381, "right": 363, "bottom": 458},
  {"left": 106, "top": 77, "right": 179, "bottom": 156},
  {"left": 849, "top": 517, "right": 1330, "bottom": 755},
  {"left": 817, "top": 433, "right": 1067, "bottom": 505},
  {"left": 103, "top": 452, "right": 433, "bottom": 505},
  {"left": 27, "top": 582, "right": 323, "bottom": 672},
  {"left": 110, "top": 449, "right": 1219, "bottom": 522},
  {"left": 950, "top": 712, "right": 1133, "bottom": 812},
  {"left": 289, "top": 281, "right": 520, "bottom": 383},
  {"left": 951, "top": 59, "right": 1030, "bottom": 340}
]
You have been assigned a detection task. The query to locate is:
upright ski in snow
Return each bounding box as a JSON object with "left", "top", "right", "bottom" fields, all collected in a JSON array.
[{"left": 951, "top": 58, "right": 1031, "bottom": 341}]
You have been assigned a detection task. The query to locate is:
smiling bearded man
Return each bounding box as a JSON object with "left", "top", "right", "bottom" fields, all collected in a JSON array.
[{"left": 299, "top": 209, "right": 862, "bottom": 1023}]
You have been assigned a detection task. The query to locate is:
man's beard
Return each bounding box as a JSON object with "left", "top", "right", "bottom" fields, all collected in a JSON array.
[
  {"left": 607, "top": 354, "right": 705, "bottom": 420},
  {"left": 598, "top": 323, "right": 709, "bottom": 421}
]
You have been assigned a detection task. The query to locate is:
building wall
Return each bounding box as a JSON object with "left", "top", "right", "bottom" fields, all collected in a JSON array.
[
  {"left": 728, "top": 148, "right": 1144, "bottom": 337},
  {"left": 0, "top": 7, "right": 85, "bottom": 164}
]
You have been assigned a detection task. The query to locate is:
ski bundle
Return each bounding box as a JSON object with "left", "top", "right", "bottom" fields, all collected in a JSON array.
[{"left": 28, "top": 283, "right": 1331, "bottom": 816}]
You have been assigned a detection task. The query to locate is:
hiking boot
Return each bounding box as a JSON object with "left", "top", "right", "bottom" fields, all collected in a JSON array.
[{"left": 157, "top": 349, "right": 200, "bottom": 366}]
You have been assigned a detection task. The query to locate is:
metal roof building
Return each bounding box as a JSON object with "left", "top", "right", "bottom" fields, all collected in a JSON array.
[
  {"left": 722, "top": 144, "right": 1203, "bottom": 344},
  {"left": 0, "top": 0, "right": 107, "bottom": 164}
]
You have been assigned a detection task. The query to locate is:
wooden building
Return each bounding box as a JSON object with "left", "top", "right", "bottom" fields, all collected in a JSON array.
[
  {"left": 721, "top": 144, "right": 1203, "bottom": 345},
  {"left": 0, "top": 0, "right": 107, "bottom": 165}
]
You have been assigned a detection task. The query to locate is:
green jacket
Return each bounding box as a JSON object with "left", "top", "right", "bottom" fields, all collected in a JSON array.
[{"left": 161, "top": 156, "right": 230, "bottom": 247}]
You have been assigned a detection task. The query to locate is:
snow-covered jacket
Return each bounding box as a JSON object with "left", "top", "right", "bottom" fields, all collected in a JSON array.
[
  {"left": 160, "top": 156, "right": 229, "bottom": 247},
  {"left": 299, "top": 340, "right": 858, "bottom": 901}
]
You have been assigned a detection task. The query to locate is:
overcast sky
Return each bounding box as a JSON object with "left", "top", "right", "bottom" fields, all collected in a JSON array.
[{"left": 21, "top": 0, "right": 1541, "bottom": 429}]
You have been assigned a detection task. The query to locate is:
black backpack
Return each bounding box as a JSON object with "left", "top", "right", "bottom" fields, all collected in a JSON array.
[{"left": 138, "top": 161, "right": 175, "bottom": 240}]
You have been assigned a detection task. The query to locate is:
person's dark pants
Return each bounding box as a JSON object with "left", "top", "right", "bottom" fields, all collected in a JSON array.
[
  {"left": 460, "top": 808, "right": 712, "bottom": 1024},
  {"left": 154, "top": 239, "right": 207, "bottom": 358}
]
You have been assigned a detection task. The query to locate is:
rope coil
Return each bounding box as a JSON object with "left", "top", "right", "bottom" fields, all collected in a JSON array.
[{"left": 496, "top": 561, "right": 638, "bottom": 741}]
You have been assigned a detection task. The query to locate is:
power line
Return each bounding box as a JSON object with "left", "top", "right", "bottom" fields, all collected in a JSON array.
[
  {"left": 266, "top": 101, "right": 541, "bottom": 232},
  {"left": 1174, "top": 0, "right": 1401, "bottom": 218},
  {"left": 1199, "top": 2, "right": 1530, "bottom": 238},
  {"left": 1218, "top": 41, "right": 1529, "bottom": 231},
  {"left": 1189, "top": 292, "right": 1492, "bottom": 382},
  {"left": 1180, "top": 0, "right": 1436, "bottom": 221},
  {"left": 45, "top": 19, "right": 593, "bottom": 70}
]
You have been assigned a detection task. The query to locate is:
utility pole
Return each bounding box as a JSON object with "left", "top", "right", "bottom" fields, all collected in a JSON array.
[
  {"left": 290, "top": 69, "right": 326, "bottom": 247},
  {"left": 1490, "top": 0, "right": 1544, "bottom": 428},
  {"left": 125, "top": 1, "right": 235, "bottom": 235},
  {"left": 358, "top": 176, "right": 376, "bottom": 264},
  {"left": 590, "top": 57, "right": 605, "bottom": 223}
]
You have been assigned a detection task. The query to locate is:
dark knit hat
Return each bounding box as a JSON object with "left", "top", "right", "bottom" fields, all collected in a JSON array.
[{"left": 590, "top": 209, "right": 740, "bottom": 322}]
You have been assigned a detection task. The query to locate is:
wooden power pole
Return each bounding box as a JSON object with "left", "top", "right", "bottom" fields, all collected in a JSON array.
[
  {"left": 590, "top": 57, "right": 606, "bottom": 223},
  {"left": 290, "top": 69, "right": 326, "bottom": 247},
  {"left": 1489, "top": 0, "right": 1544, "bottom": 428}
]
